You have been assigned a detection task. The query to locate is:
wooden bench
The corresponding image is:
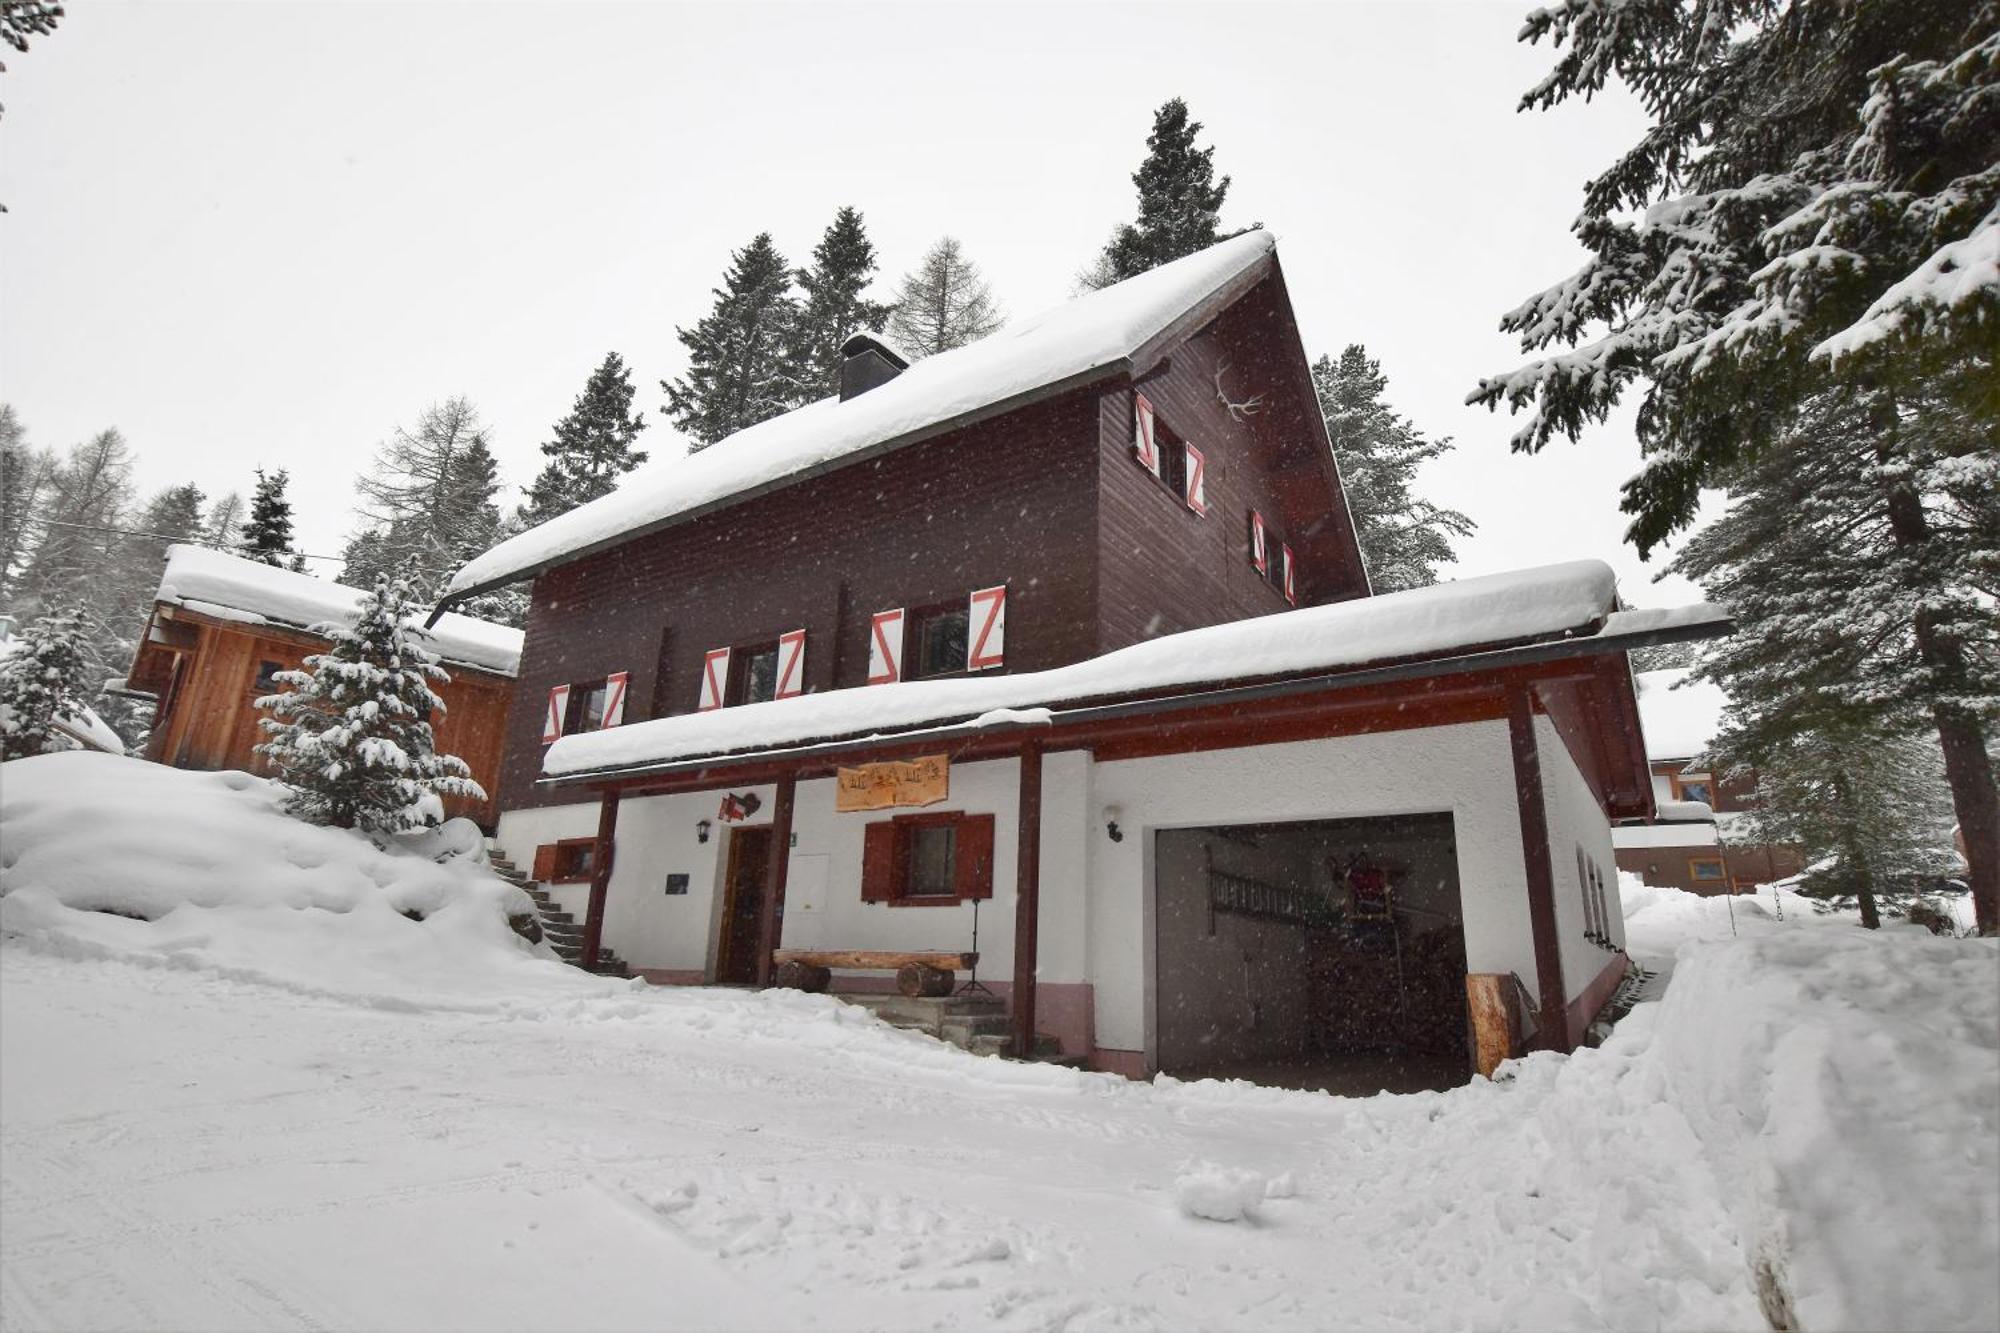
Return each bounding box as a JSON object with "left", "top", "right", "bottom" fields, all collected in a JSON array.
[{"left": 771, "top": 949, "right": 978, "bottom": 997}]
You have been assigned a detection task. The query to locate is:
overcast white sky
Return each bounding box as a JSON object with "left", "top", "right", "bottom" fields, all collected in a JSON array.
[{"left": 1, "top": 0, "right": 1703, "bottom": 605}]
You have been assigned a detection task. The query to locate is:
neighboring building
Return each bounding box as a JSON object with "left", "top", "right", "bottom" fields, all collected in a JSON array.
[
  {"left": 436, "top": 234, "right": 1728, "bottom": 1086},
  {"left": 1612, "top": 668, "right": 1803, "bottom": 895},
  {"left": 125, "top": 546, "right": 523, "bottom": 824}
]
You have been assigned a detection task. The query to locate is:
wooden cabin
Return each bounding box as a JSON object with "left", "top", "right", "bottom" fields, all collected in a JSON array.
[
  {"left": 126, "top": 547, "right": 522, "bottom": 825},
  {"left": 435, "top": 234, "right": 1730, "bottom": 1088}
]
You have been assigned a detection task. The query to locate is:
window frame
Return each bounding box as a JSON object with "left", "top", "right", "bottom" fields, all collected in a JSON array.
[
  {"left": 726, "top": 639, "right": 782, "bottom": 708},
  {"left": 565, "top": 677, "right": 610, "bottom": 734},
  {"left": 865, "top": 810, "right": 996, "bottom": 907},
  {"left": 905, "top": 600, "right": 971, "bottom": 681},
  {"left": 1688, "top": 856, "right": 1728, "bottom": 883}
]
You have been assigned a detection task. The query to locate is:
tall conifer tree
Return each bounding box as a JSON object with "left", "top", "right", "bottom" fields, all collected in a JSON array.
[
  {"left": 788, "top": 207, "right": 893, "bottom": 398},
  {"left": 661, "top": 233, "right": 801, "bottom": 449},
  {"left": 1090, "top": 97, "right": 1240, "bottom": 286},
  {"left": 0, "top": 603, "right": 92, "bottom": 761},
  {"left": 885, "top": 237, "right": 1003, "bottom": 357},
  {"left": 240, "top": 468, "right": 297, "bottom": 566},
  {"left": 519, "top": 352, "right": 649, "bottom": 529},
  {"left": 1313, "top": 346, "right": 1474, "bottom": 593}
]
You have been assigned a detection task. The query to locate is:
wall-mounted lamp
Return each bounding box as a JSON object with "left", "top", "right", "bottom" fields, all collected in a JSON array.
[
  {"left": 1102, "top": 804, "right": 1124, "bottom": 843},
  {"left": 696, "top": 819, "right": 712, "bottom": 845}
]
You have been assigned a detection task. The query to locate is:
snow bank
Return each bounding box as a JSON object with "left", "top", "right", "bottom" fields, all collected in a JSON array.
[
  {"left": 1173, "top": 1162, "right": 1270, "bottom": 1222},
  {"left": 0, "top": 752, "right": 565, "bottom": 1008},
  {"left": 547, "top": 559, "right": 1644, "bottom": 777},
  {"left": 446, "top": 232, "right": 1279, "bottom": 596},
  {"left": 1634, "top": 667, "right": 1728, "bottom": 762},
  {"left": 1647, "top": 927, "right": 1999, "bottom": 1332},
  {"left": 157, "top": 545, "right": 522, "bottom": 676}
]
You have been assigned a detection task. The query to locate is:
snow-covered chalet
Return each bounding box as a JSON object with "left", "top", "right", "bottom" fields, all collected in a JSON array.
[{"left": 435, "top": 233, "right": 1729, "bottom": 1087}]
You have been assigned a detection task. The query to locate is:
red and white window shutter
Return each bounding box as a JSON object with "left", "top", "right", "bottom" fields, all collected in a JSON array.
[
  {"left": 1132, "top": 393, "right": 1161, "bottom": 477},
  {"left": 1182, "top": 443, "right": 1207, "bottom": 515},
  {"left": 602, "top": 671, "right": 629, "bottom": 727},
  {"left": 867, "top": 610, "right": 905, "bottom": 685},
  {"left": 541, "top": 684, "right": 571, "bottom": 745},
  {"left": 967, "top": 585, "right": 1006, "bottom": 671},
  {"left": 1282, "top": 544, "right": 1298, "bottom": 605},
  {"left": 698, "top": 648, "right": 731, "bottom": 712},
  {"left": 775, "top": 630, "right": 807, "bottom": 700},
  {"left": 1249, "top": 511, "right": 1268, "bottom": 573}
]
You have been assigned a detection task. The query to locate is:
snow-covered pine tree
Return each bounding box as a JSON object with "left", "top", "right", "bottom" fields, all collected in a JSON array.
[
  {"left": 518, "top": 352, "right": 649, "bottom": 530},
  {"left": 1089, "top": 97, "right": 1240, "bottom": 287},
  {"left": 787, "top": 207, "right": 893, "bottom": 399},
  {"left": 0, "top": 405, "right": 57, "bottom": 604},
  {"left": 1313, "top": 346, "right": 1474, "bottom": 593},
  {"left": 1472, "top": 0, "right": 2000, "bottom": 933},
  {"left": 254, "top": 559, "right": 483, "bottom": 833},
  {"left": 661, "top": 233, "right": 801, "bottom": 449},
  {"left": 240, "top": 467, "right": 297, "bottom": 566},
  {"left": 350, "top": 398, "right": 505, "bottom": 595},
  {"left": 1670, "top": 379, "right": 1998, "bottom": 927},
  {"left": 885, "top": 237, "right": 1003, "bottom": 358},
  {"left": 0, "top": 602, "right": 92, "bottom": 761}
]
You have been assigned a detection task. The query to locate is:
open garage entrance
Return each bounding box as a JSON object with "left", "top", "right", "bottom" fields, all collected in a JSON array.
[{"left": 1152, "top": 813, "right": 1470, "bottom": 1094}]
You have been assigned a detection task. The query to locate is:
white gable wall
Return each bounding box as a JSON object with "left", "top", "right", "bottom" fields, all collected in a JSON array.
[{"left": 1536, "top": 714, "right": 1626, "bottom": 1009}]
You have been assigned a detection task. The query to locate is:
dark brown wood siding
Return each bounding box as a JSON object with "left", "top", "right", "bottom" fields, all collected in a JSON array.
[
  {"left": 1096, "top": 275, "right": 1368, "bottom": 652},
  {"left": 499, "top": 388, "right": 1103, "bottom": 810}
]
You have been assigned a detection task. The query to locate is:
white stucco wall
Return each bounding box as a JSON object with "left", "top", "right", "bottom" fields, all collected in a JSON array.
[
  {"left": 1086, "top": 720, "right": 1537, "bottom": 1058},
  {"left": 1535, "top": 714, "right": 1624, "bottom": 1002}
]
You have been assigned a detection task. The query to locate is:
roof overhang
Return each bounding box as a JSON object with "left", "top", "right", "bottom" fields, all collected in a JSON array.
[{"left": 540, "top": 603, "right": 1728, "bottom": 810}]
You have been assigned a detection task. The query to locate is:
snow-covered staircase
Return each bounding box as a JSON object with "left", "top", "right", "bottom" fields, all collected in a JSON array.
[
  {"left": 487, "top": 851, "right": 634, "bottom": 979},
  {"left": 847, "top": 993, "right": 1087, "bottom": 1066}
]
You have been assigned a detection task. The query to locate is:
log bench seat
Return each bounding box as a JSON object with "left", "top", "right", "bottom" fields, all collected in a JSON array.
[{"left": 771, "top": 949, "right": 978, "bottom": 997}]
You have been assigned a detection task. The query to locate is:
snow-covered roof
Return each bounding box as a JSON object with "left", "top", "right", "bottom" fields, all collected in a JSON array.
[
  {"left": 545, "top": 559, "right": 1728, "bottom": 781},
  {"left": 1634, "top": 668, "right": 1728, "bottom": 763},
  {"left": 156, "top": 545, "right": 523, "bottom": 677},
  {"left": 445, "top": 232, "right": 1282, "bottom": 598}
]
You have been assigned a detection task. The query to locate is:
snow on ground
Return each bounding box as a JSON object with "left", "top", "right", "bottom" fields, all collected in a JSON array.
[{"left": 3, "top": 755, "right": 1995, "bottom": 1332}]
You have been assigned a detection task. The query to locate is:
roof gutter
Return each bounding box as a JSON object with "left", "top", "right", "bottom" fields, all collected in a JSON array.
[
  {"left": 537, "top": 604, "right": 1731, "bottom": 789},
  {"left": 429, "top": 250, "right": 1281, "bottom": 626}
]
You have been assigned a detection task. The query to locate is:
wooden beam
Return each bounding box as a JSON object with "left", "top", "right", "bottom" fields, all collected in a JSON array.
[
  {"left": 754, "top": 774, "right": 797, "bottom": 988},
  {"left": 580, "top": 788, "right": 621, "bottom": 971},
  {"left": 1507, "top": 688, "right": 1570, "bottom": 1052},
  {"left": 1011, "top": 742, "right": 1043, "bottom": 1057}
]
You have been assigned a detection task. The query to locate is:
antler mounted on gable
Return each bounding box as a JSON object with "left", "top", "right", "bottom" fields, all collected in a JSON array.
[{"left": 1213, "top": 361, "right": 1266, "bottom": 422}]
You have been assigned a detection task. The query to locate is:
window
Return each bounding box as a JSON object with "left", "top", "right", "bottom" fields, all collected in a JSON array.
[
  {"left": 729, "top": 642, "right": 780, "bottom": 707},
  {"left": 1156, "top": 434, "right": 1187, "bottom": 499},
  {"left": 533, "top": 838, "right": 599, "bottom": 884},
  {"left": 861, "top": 812, "right": 996, "bottom": 906},
  {"left": 253, "top": 659, "right": 286, "bottom": 692},
  {"left": 1689, "top": 857, "right": 1727, "bottom": 883},
  {"left": 1674, "top": 771, "right": 1714, "bottom": 806},
  {"left": 567, "top": 678, "right": 609, "bottom": 733},
  {"left": 909, "top": 603, "right": 969, "bottom": 679}
]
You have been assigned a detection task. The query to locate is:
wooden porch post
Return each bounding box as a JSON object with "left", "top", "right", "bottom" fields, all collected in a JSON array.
[
  {"left": 754, "top": 774, "right": 797, "bottom": 988},
  {"left": 581, "top": 787, "right": 621, "bottom": 972},
  {"left": 1507, "top": 687, "right": 1571, "bottom": 1052},
  {"left": 1010, "top": 741, "right": 1043, "bottom": 1058}
]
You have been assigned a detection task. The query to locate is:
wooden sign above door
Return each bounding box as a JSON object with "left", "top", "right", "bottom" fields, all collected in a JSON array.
[{"left": 834, "top": 754, "right": 949, "bottom": 812}]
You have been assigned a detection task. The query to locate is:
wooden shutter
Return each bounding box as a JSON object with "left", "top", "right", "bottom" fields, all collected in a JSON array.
[
  {"left": 531, "top": 843, "right": 557, "bottom": 881},
  {"left": 602, "top": 671, "right": 629, "bottom": 727},
  {"left": 861, "top": 821, "right": 897, "bottom": 902},
  {"left": 967, "top": 586, "right": 1006, "bottom": 671},
  {"left": 774, "top": 629, "right": 806, "bottom": 700},
  {"left": 955, "top": 813, "right": 996, "bottom": 900},
  {"left": 1282, "top": 544, "right": 1297, "bottom": 605},
  {"left": 867, "top": 609, "right": 905, "bottom": 685},
  {"left": 1249, "top": 511, "right": 1268, "bottom": 573},
  {"left": 1133, "top": 392, "right": 1160, "bottom": 476},
  {"left": 1182, "top": 443, "right": 1207, "bottom": 514},
  {"left": 698, "top": 647, "right": 730, "bottom": 712},
  {"left": 542, "top": 684, "right": 570, "bottom": 744}
]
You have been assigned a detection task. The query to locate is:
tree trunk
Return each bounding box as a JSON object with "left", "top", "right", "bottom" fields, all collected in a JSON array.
[
  {"left": 1875, "top": 403, "right": 1999, "bottom": 934},
  {"left": 1835, "top": 773, "right": 1881, "bottom": 930}
]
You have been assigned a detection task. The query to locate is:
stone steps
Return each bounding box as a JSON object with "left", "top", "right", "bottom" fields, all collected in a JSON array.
[{"left": 486, "top": 846, "right": 631, "bottom": 979}]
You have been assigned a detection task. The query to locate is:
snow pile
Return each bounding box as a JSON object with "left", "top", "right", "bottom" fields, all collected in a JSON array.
[
  {"left": 1643, "top": 926, "right": 1999, "bottom": 1332},
  {"left": 156, "top": 544, "right": 523, "bottom": 676},
  {"left": 1634, "top": 667, "right": 1728, "bottom": 762},
  {"left": 0, "top": 752, "right": 566, "bottom": 1008},
  {"left": 1173, "top": 1162, "right": 1271, "bottom": 1222},
  {"left": 447, "top": 232, "right": 1280, "bottom": 596},
  {"left": 547, "top": 559, "right": 1667, "bottom": 777}
]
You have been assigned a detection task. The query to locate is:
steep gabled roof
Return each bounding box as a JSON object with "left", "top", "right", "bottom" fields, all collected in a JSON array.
[
  {"left": 156, "top": 545, "right": 524, "bottom": 677},
  {"left": 442, "top": 232, "right": 1286, "bottom": 603}
]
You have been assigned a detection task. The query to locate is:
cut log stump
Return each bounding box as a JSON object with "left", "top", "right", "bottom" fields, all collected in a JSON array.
[
  {"left": 896, "top": 963, "right": 954, "bottom": 997},
  {"left": 774, "top": 960, "right": 832, "bottom": 992}
]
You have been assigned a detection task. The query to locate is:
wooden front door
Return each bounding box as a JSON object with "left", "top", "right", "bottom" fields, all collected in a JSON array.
[{"left": 717, "top": 826, "right": 775, "bottom": 985}]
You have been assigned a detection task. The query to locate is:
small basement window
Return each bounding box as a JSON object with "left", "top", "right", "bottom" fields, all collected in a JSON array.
[
  {"left": 1689, "top": 857, "right": 1727, "bottom": 883},
  {"left": 729, "top": 642, "right": 780, "bottom": 707},
  {"left": 909, "top": 603, "right": 969, "bottom": 680}
]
